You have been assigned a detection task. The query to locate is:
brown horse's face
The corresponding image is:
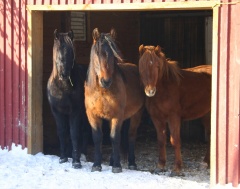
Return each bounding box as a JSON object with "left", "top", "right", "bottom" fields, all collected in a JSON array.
[
  {"left": 53, "top": 29, "right": 74, "bottom": 80},
  {"left": 139, "top": 45, "right": 161, "bottom": 97},
  {"left": 91, "top": 28, "right": 120, "bottom": 88}
]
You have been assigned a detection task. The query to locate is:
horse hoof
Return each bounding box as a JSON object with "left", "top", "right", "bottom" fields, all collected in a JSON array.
[
  {"left": 153, "top": 167, "right": 167, "bottom": 174},
  {"left": 170, "top": 171, "right": 185, "bottom": 177},
  {"left": 128, "top": 165, "right": 137, "bottom": 170},
  {"left": 80, "top": 154, "right": 87, "bottom": 162},
  {"left": 112, "top": 167, "right": 122, "bottom": 173},
  {"left": 72, "top": 162, "right": 82, "bottom": 169},
  {"left": 91, "top": 165, "right": 102, "bottom": 172},
  {"left": 59, "top": 157, "right": 68, "bottom": 164}
]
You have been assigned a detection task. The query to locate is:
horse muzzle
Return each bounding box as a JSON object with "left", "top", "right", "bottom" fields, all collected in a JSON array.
[
  {"left": 145, "top": 86, "right": 156, "bottom": 97},
  {"left": 99, "top": 78, "right": 112, "bottom": 88}
]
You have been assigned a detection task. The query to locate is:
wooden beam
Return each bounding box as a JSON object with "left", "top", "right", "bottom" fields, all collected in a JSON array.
[
  {"left": 27, "top": 10, "right": 43, "bottom": 154},
  {"left": 210, "top": 5, "right": 220, "bottom": 188},
  {"left": 27, "top": 1, "right": 218, "bottom": 11}
]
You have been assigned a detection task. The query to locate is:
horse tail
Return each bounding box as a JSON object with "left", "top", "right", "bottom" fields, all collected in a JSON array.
[{"left": 121, "top": 119, "right": 131, "bottom": 160}]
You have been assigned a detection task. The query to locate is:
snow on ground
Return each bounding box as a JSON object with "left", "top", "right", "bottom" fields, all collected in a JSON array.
[{"left": 0, "top": 144, "right": 238, "bottom": 189}]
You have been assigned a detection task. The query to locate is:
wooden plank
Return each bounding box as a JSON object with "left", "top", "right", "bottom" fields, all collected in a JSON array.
[
  {"left": 26, "top": 1, "right": 218, "bottom": 11},
  {"left": 12, "top": 0, "right": 20, "bottom": 146},
  {"left": 237, "top": 3, "right": 240, "bottom": 186},
  {"left": 210, "top": 5, "right": 219, "bottom": 187},
  {"left": 0, "top": 0, "right": 5, "bottom": 149},
  {"left": 27, "top": 10, "right": 43, "bottom": 154},
  {"left": 5, "top": 0, "right": 13, "bottom": 149},
  {"left": 217, "top": 2, "right": 229, "bottom": 185},
  {"left": 19, "top": 0, "right": 27, "bottom": 149},
  {"left": 51, "top": 0, "right": 61, "bottom": 5},
  {"left": 227, "top": 3, "right": 240, "bottom": 186}
]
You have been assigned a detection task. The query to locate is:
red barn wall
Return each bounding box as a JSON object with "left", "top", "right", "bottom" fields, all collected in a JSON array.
[
  {"left": 213, "top": 1, "right": 240, "bottom": 186},
  {"left": 0, "top": 0, "right": 28, "bottom": 150},
  {"left": 1, "top": 0, "right": 240, "bottom": 187}
]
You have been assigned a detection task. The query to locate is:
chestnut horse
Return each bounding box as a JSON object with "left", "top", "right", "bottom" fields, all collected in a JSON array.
[
  {"left": 85, "top": 28, "right": 145, "bottom": 173},
  {"left": 47, "top": 30, "right": 89, "bottom": 169},
  {"left": 138, "top": 45, "right": 211, "bottom": 176}
]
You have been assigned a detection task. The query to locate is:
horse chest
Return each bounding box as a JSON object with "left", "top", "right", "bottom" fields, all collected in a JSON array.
[
  {"left": 85, "top": 87, "right": 124, "bottom": 118},
  {"left": 48, "top": 80, "right": 81, "bottom": 114}
]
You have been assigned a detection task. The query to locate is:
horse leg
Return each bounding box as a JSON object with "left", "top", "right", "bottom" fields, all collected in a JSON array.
[
  {"left": 201, "top": 112, "right": 211, "bottom": 167},
  {"left": 110, "top": 118, "right": 123, "bottom": 173},
  {"left": 79, "top": 111, "right": 90, "bottom": 161},
  {"left": 168, "top": 115, "right": 183, "bottom": 176},
  {"left": 151, "top": 117, "right": 167, "bottom": 173},
  {"left": 128, "top": 108, "right": 143, "bottom": 170},
  {"left": 69, "top": 113, "right": 81, "bottom": 169},
  {"left": 87, "top": 112, "right": 103, "bottom": 172},
  {"left": 54, "top": 113, "right": 68, "bottom": 164}
]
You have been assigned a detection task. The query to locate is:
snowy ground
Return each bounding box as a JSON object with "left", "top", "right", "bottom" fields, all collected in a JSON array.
[{"left": 0, "top": 144, "right": 238, "bottom": 189}]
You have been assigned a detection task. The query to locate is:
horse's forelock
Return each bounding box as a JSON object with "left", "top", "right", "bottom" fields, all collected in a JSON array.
[{"left": 87, "top": 32, "right": 123, "bottom": 88}]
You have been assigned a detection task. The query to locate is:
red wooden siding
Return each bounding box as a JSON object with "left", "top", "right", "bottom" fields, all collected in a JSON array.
[
  {"left": 1, "top": 0, "right": 240, "bottom": 187},
  {"left": 215, "top": 1, "right": 240, "bottom": 187},
  {"left": 0, "top": 1, "right": 27, "bottom": 150}
]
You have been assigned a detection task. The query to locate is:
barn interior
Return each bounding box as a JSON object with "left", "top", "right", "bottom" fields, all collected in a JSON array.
[{"left": 42, "top": 10, "right": 213, "bottom": 167}]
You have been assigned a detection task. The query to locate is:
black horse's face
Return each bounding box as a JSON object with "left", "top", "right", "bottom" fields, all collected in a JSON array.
[
  {"left": 53, "top": 29, "right": 74, "bottom": 80},
  {"left": 92, "top": 28, "right": 120, "bottom": 88}
]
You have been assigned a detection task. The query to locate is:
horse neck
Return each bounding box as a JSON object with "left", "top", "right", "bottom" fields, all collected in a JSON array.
[{"left": 158, "top": 59, "right": 181, "bottom": 85}]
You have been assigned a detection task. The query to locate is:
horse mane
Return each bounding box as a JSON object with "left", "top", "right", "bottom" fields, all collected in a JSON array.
[
  {"left": 156, "top": 48, "right": 182, "bottom": 85},
  {"left": 86, "top": 31, "right": 125, "bottom": 88}
]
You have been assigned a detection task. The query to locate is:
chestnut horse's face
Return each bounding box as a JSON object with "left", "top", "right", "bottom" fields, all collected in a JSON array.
[
  {"left": 53, "top": 29, "right": 75, "bottom": 80},
  {"left": 91, "top": 28, "right": 122, "bottom": 88},
  {"left": 139, "top": 45, "right": 161, "bottom": 97}
]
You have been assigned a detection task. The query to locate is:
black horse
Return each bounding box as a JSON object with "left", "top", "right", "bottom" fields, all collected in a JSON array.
[{"left": 47, "top": 29, "right": 89, "bottom": 168}]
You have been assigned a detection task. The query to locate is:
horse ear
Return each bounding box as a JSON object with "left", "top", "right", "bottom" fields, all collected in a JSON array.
[
  {"left": 155, "top": 45, "right": 161, "bottom": 55},
  {"left": 139, "top": 44, "right": 144, "bottom": 56},
  {"left": 92, "top": 28, "right": 100, "bottom": 42},
  {"left": 68, "top": 30, "right": 74, "bottom": 40},
  {"left": 110, "top": 28, "right": 117, "bottom": 39},
  {"left": 54, "top": 29, "right": 59, "bottom": 40}
]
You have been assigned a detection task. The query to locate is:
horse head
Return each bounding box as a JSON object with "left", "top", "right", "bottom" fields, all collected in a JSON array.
[
  {"left": 139, "top": 45, "right": 162, "bottom": 97},
  {"left": 53, "top": 29, "right": 75, "bottom": 81},
  {"left": 90, "top": 28, "right": 123, "bottom": 88}
]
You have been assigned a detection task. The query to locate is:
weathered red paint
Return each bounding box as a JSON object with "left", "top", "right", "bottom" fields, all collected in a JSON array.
[
  {"left": 19, "top": 0, "right": 27, "bottom": 149},
  {"left": 215, "top": 1, "right": 240, "bottom": 187},
  {"left": 12, "top": 0, "right": 20, "bottom": 146},
  {"left": 226, "top": 2, "right": 240, "bottom": 186},
  {"left": 0, "top": 0, "right": 240, "bottom": 187},
  {"left": 0, "top": 0, "right": 5, "bottom": 148},
  {"left": 0, "top": 0, "right": 27, "bottom": 150},
  {"left": 5, "top": 0, "right": 13, "bottom": 149}
]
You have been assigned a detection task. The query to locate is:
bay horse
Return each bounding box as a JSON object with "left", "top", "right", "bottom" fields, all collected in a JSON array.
[
  {"left": 138, "top": 45, "right": 211, "bottom": 176},
  {"left": 47, "top": 29, "right": 89, "bottom": 169},
  {"left": 85, "top": 28, "right": 145, "bottom": 173}
]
